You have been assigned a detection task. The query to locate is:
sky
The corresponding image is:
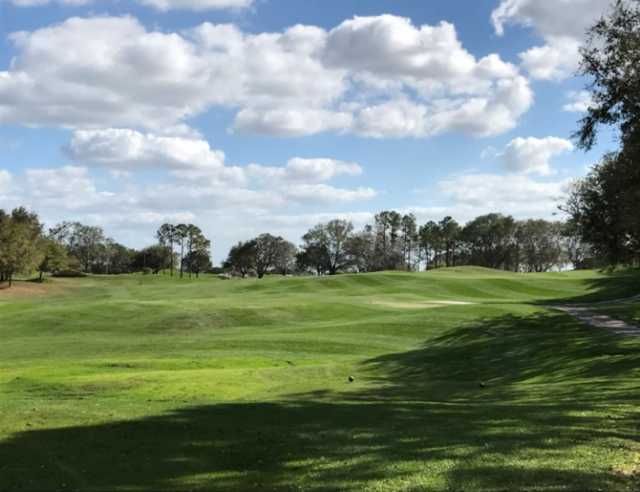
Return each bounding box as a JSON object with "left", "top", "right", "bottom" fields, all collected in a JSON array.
[{"left": 0, "top": 0, "right": 620, "bottom": 263}]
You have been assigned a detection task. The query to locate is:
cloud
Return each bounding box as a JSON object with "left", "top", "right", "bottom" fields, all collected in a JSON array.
[
  {"left": 496, "top": 136, "right": 574, "bottom": 175},
  {"left": 233, "top": 108, "right": 353, "bottom": 136},
  {"left": 519, "top": 37, "right": 582, "bottom": 81},
  {"left": 283, "top": 184, "right": 376, "bottom": 205},
  {"left": 492, "top": 0, "right": 610, "bottom": 80},
  {"left": 247, "top": 158, "right": 362, "bottom": 183},
  {"left": 66, "top": 129, "right": 366, "bottom": 188},
  {"left": 0, "top": 170, "right": 12, "bottom": 194},
  {"left": 65, "top": 128, "right": 246, "bottom": 184},
  {"left": 137, "top": 0, "right": 252, "bottom": 11},
  {"left": 5, "top": 160, "right": 377, "bottom": 261},
  {"left": 438, "top": 173, "right": 569, "bottom": 218},
  {"left": 0, "top": 15, "right": 531, "bottom": 139},
  {"left": 9, "top": 0, "right": 89, "bottom": 5},
  {"left": 24, "top": 166, "right": 117, "bottom": 210},
  {"left": 7, "top": 0, "right": 252, "bottom": 10},
  {"left": 563, "top": 90, "right": 593, "bottom": 113},
  {"left": 24, "top": 129, "right": 377, "bottom": 234}
]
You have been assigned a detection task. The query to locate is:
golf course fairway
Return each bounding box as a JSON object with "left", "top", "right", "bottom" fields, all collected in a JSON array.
[{"left": 1, "top": 267, "right": 639, "bottom": 491}]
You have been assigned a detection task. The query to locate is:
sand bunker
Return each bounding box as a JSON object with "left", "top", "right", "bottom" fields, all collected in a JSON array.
[{"left": 370, "top": 299, "right": 474, "bottom": 309}]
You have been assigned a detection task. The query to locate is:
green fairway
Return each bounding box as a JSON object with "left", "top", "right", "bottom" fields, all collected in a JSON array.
[{"left": 1, "top": 268, "right": 640, "bottom": 491}]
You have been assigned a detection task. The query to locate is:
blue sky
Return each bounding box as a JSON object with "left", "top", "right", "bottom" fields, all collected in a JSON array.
[{"left": 0, "top": 0, "right": 616, "bottom": 262}]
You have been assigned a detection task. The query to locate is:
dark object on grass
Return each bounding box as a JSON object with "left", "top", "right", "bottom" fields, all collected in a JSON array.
[
  {"left": 52, "top": 270, "right": 87, "bottom": 278},
  {"left": 479, "top": 381, "right": 486, "bottom": 388},
  {"left": 348, "top": 376, "right": 355, "bottom": 382}
]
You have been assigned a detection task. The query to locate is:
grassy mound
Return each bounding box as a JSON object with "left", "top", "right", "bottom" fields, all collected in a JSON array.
[{"left": 1, "top": 268, "right": 639, "bottom": 491}]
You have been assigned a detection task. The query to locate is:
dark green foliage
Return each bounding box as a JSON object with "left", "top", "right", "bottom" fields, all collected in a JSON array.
[
  {"left": 225, "top": 240, "right": 258, "bottom": 277},
  {"left": 566, "top": 151, "right": 640, "bottom": 266},
  {"left": 51, "top": 269, "right": 87, "bottom": 278},
  {"left": 0, "top": 207, "right": 43, "bottom": 285},
  {"left": 38, "top": 238, "right": 69, "bottom": 281},
  {"left": 133, "top": 245, "right": 173, "bottom": 274},
  {"left": 576, "top": 0, "right": 640, "bottom": 150},
  {"left": 460, "top": 213, "right": 518, "bottom": 270},
  {"left": 565, "top": 0, "right": 640, "bottom": 268}
]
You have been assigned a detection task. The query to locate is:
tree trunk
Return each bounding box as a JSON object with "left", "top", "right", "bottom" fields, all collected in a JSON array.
[
  {"left": 170, "top": 240, "right": 174, "bottom": 276},
  {"left": 179, "top": 243, "right": 184, "bottom": 278}
]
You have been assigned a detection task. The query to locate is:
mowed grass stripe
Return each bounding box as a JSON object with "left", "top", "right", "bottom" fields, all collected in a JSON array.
[{"left": 1, "top": 267, "right": 640, "bottom": 491}]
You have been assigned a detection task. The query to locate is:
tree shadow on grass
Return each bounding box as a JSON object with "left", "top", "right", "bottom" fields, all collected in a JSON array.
[
  {"left": 1, "top": 312, "right": 639, "bottom": 491},
  {"left": 545, "top": 269, "right": 640, "bottom": 304}
]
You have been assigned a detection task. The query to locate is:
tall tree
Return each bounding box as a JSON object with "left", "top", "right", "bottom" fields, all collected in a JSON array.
[
  {"left": 273, "top": 240, "right": 297, "bottom": 275},
  {"left": 133, "top": 245, "right": 173, "bottom": 274},
  {"left": 419, "top": 221, "right": 442, "bottom": 269},
  {"left": 564, "top": 152, "right": 640, "bottom": 265},
  {"left": 565, "top": 1, "right": 640, "bottom": 267},
  {"left": 157, "top": 223, "right": 178, "bottom": 276},
  {"left": 50, "top": 221, "right": 106, "bottom": 273},
  {"left": 183, "top": 225, "right": 210, "bottom": 278},
  {"left": 254, "top": 233, "right": 285, "bottom": 279},
  {"left": 183, "top": 250, "right": 212, "bottom": 277},
  {"left": 515, "top": 220, "right": 564, "bottom": 272},
  {"left": 300, "top": 220, "right": 354, "bottom": 275},
  {"left": 439, "top": 216, "right": 461, "bottom": 268},
  {"left": 224, "top": 241, "right": 257, "bottom": 278},
  {"left": 296, "top": 243, "right": 330, "bottom": 276},
  {"left": 401, "top": 214, "right": 418, "bottom": 271},
  {"left": 374, "top": 211, "right": 403, "bottom": 270},
  {"left": 38, "top": 238, "right": 69, "bottom": 281},
  {"left": 175, "top": 224, "right": 189, "bottom": 278},
  {"left": 576, "top": 0, "right": 640, "bottom": 151},
  {"left": 461, "top": 214, "right": 517, "bottom": 270},
  {"left": 0, "top": 207, "right": 44, "bottom": 286},
  {"left": 345, "top": 226, "right": 376, "bottom": 273}
]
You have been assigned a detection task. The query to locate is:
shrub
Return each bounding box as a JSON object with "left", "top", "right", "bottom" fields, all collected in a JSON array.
[{"left": 52, "top": 270, "right": 87, "bottom": 278}]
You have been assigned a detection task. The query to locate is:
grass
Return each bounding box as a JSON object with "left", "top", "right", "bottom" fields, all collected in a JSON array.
[
  {"left": 595, "top": 299, "right": 640, "bottom": 327},
  {"left": 1, "top": 267, "right": 640, "bottom": 491}
]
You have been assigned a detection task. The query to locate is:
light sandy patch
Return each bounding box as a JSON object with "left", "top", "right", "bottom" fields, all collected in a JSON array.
[
  {"left": 369, "top": 300, "right": 474, "bottom": 310},
  {"left": 433, "top": 301, "right": 475, "bottom": 305},
  {"left": 552, "top": 305, "right": 640, "bottom": 337},
  {"left": 0, "top": 279, "right": 70, "bottom": 300}
]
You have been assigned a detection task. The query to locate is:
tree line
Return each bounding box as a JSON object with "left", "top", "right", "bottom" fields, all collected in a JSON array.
[
  {"left": 0, "top": 213, "right": 214, "bottom": 286},
  {"left": 223, "top": 213, "right": 582, "bottom": 277},
  {"left": 1, "top": 206, "right": 584, "bottom": 287}
]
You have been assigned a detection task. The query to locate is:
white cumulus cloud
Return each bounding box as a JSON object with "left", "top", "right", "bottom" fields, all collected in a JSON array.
[
  {"left": 495, "top": 136, "right": 574, "bottom": 175},
  {"left": 0, "top": 14, "right": 532, "bottom": 139},
  {"left": 137, "top": 0, "right": 252, "bottom": 10},
  {"left": 6, "top": 0, "right": 252, "bottom": 10},
  {"left": 439, "top": 173, "right": 569, "bottom": 217},
  {"left": 492, "top": 0, "right": 611, "bottom": 81}
]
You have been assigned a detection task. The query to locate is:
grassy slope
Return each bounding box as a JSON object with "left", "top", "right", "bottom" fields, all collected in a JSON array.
[
  {"left": 0, "top": 268, "right": 639, "bottom": 491},
  {"left": 596, "top": 300, "right": 640, "bottom": 326}
]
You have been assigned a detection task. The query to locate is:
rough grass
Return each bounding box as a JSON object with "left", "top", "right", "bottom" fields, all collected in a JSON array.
[{"left": 1, "top": 267, "right": 640, "bottom": 491}]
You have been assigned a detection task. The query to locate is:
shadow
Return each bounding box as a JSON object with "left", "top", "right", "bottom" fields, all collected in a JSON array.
[
  {"left": 543, "top": 269, "right": 640, "bottom": 305},
  {"left": 1, "top": 312, "right": 639, "bottom": 491},
  {"left": 359, "top": 310, "right": 640, "bottom": 403}
]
